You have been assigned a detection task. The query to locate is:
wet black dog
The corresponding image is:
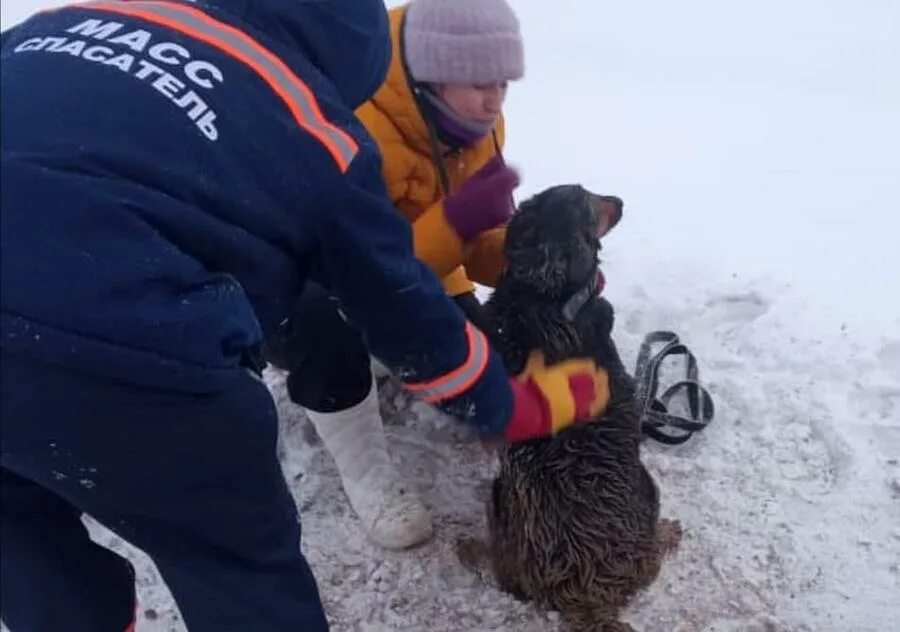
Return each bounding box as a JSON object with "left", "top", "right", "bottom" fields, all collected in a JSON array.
[{"left": 464, "top": 185, "right": 681, "bottom": 632}]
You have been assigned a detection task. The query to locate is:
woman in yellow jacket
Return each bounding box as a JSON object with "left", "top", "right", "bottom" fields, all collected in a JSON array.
[
  {"left": 356, "top": 0, "right": 524, "bottom": 329},
  {"left": 267, "top": 0, "right": 526, "bottom": 550}
]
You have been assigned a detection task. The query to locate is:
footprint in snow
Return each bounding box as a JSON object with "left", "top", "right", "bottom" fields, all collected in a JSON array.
[{"left": 703, "top": 291, "right": 770, "bottom": 327}]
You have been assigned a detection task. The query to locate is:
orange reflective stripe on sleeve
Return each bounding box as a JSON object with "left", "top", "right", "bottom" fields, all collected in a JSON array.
[
  {"left": 66, "top": 0, "right": 358, "bottom": 172},
  {"left": 404, "top": 322, "right": 490, "bottom": 404}
]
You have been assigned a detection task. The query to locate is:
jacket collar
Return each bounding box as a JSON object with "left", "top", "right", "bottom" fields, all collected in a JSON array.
[{"left": 205, "top": 0, "right": 391, "bottom": 109}]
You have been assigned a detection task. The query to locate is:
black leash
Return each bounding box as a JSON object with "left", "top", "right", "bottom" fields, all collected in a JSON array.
[{"left": 634, "top": 331, "right": 715, "bottom": 445}]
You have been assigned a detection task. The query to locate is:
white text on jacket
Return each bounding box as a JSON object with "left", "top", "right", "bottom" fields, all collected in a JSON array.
[{"left": 13, "top": 19, "right": 224, "bottom": 141}]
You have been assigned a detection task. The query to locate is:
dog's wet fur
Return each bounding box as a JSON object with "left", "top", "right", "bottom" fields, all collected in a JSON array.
[{"left": 465, "top": 185, "right": 681, "bottom": 632}]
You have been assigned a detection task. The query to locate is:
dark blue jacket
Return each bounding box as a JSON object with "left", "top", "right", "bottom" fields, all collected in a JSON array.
[{"left": 0, "top": 0, "right": 513, "bottom": 434}]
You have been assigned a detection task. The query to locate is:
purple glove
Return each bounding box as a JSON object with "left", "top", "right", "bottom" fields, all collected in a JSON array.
[{"left": 444, "top": 155, "right": 520, "bottom": 241}]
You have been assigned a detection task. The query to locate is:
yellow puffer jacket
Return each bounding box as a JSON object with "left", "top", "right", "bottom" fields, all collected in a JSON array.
[{"left": 355, "top": 5, "right": 506, "bottom": 297}]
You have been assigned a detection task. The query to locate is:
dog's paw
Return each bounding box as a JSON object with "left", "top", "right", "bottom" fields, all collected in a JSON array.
[
  {"left": 562, "top": 609, "right": 635, "bottom": 632},
  {"left": 602, "top": 622, "right": 636, "bottom": 632},
  {"left": 656, "top": 518, "right": 683, "bottom": 555},
  {"left": 455, "top": 537, "right": 489, "bottom": 572}
]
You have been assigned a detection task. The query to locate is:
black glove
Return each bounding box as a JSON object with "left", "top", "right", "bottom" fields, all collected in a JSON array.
[{"left": 453, "top": 291, "right": 492, "bottom": 336}]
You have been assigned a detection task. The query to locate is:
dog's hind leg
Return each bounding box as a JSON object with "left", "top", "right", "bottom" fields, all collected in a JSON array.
[
  {"left": 629, "top": 517, "right": 683, "bottom": 598},
  {"left": 457, "top": 495, "right": 530, "bottom": 603},
  {"left": 456, "top": 536, "right": 532, "bottom": 603}
]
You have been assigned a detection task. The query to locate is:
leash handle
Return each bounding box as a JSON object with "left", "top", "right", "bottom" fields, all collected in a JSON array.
[{"left": 634, "top": 331, "right": 715, "bottom": 445}]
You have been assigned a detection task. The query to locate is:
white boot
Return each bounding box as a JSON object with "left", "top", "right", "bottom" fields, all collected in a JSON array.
[
  {"left": 370, "top": 357, "right": 391, "bottom": 380},
  {"left": 305, "top": 382, "right": 433, "bottom": 549}
]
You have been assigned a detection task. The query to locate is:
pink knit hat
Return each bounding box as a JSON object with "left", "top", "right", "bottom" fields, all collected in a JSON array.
[{"left": 403, "top": 0, "right": 525, "bottom": 84}]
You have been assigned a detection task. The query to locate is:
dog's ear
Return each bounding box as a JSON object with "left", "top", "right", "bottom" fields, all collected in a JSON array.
[{"left": 589, "top": 194, "right": 624, "bottom": 238}]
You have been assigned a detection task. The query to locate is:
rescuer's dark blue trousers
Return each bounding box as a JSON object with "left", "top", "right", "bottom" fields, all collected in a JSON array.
[{"left": 0, "top": 353, "right": 328, "bottom": 632}]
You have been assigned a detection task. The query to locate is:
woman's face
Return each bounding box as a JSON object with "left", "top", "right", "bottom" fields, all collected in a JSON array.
[{"left": 436, "top": 82, "right": 508, "bottom": 125}]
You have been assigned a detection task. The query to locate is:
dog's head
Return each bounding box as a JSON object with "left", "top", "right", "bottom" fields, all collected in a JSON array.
[{"left": 504, "top": 184, "right": 623, "bottom": 299}]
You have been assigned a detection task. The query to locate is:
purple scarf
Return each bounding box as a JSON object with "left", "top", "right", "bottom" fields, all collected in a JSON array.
[{"left": 418, "top": 87, "right": 494, "bottom": 149}]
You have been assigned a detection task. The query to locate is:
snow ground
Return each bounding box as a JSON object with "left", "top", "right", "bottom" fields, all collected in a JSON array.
[
  {"left": 2, "top": 0, "right": 899, "bottom": 630},
  {"left": 85, "top": 279, "right": 900, "bottom": 632}
]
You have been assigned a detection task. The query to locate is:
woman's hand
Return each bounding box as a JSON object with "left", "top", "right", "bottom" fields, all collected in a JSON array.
[{"left": 443, "top": 155, "right": 519, "bottom": 241}]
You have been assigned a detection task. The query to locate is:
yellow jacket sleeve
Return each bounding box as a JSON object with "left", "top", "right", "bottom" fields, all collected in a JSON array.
[
  {"left": 442, "top": 266, "right": 475, "bottom": 297},
  {"left": 410, "top": 201, "right": 467, "bottom": 279},
  {"left": 355, "top": 102, "right": 416, "bottom": 205},
  {"left": 357, "top": 102, "right": 469, "bottom": 280},
  {"left": 464, "top": 227, "right": 506, "bottom": 287}
]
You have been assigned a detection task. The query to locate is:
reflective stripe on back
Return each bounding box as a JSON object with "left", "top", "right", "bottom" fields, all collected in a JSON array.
[{"left": 63, "top": 0, "right": 359, "bottom": 171}]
